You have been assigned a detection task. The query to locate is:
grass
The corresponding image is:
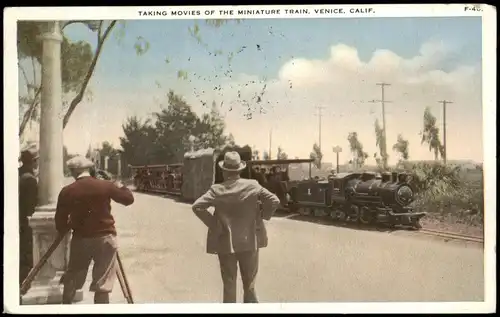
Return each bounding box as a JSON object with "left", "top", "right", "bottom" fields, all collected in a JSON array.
[{"left": 408, "top": 163, "right": 484, "bottom": 235}]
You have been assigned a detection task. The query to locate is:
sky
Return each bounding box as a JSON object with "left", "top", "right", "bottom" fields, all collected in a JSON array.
[{"left": 20, "top": 17, "right": 484, "bottom": 165}]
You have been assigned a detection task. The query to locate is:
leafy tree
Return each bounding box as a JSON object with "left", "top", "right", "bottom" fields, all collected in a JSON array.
[
  {"left": 119, "top": 116, "right": 157, "bottom": 166},
  {"left": 226, "top": 133, "right": 236, "bottom": 147},
  {"left": 98, "top": 141, "right": 119, "bottom": 159},
  {"left": 262, "top": 151, "right": 270, "bottom": 160},
  {"left": 309, "top": 143, "right": 323, "bottom": 169},
  {"left": 154, "top": 90, "right": 203, "bottom": 163},
  {"left": 252, "top": 147, "right": 260, "bottom": 160},
  {"left": 347, "top": 132, "right": 368, "bottom": 168},
  {"left": 276, "top": 146, "right": 288, "bottom": 160},
  {"left": 421, "top": 107, "right": 445, "bottom": 161},
  {"left": 374, "top": 119, "right": 388, "bottom": 169},
  {"left": 120, "top": 91, "right": 234, "bottom": 166},
  {"left": 393, "top": 134, "right": 410, "bottom": 164},
  {"left": 18, "top": 20, "right": 118, "bottom": 137},
  {"left": 194, "top": 101, "right": 233, "bottom": 150}
]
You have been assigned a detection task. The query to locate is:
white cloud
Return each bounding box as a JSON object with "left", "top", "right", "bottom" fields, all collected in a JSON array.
[
  {"left": 197, "top": 40, "right": 483, "bottom": 165},
  {"left": 28, "top": 40, "right": 482, "bottom": 166}
]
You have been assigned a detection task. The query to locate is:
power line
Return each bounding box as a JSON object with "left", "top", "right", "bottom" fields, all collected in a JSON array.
[
  {"left": 438, "top": 100, "right": 453, "bottom": 165},
  {"left": 368, "top": 83, "right": 392, "bottom": 169}
]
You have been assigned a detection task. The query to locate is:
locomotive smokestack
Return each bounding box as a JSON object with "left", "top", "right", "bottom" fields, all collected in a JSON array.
[
  {"left": 391, "top": 172, "right": 398, "bottom": 183},
  {"left": 381, "top": 172, "right": 391, "bottom": 182}
]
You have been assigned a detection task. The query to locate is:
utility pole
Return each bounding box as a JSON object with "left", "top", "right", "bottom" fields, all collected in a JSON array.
[
  {"left": 268, "top": 129, "right": 272, "bottom": 159},
  {"left": 314, "top": 106, "right": 326, "bottom": 152},
  {"left": 332, "top": 146, "right": 342, "bottom": 173},
  {"left": 438, "top": 100, "right": 453, "bottom": 165},
  {"left": 314, "top": 106, "right": 325, "bottom": 169},
  {"left": 369, "top": 83, "right": 392, "bottom": 169}
]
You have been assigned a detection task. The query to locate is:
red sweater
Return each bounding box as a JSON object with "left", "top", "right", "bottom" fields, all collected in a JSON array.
[{"left": 55, "top": 176, "right": 134, "bottom": 238}]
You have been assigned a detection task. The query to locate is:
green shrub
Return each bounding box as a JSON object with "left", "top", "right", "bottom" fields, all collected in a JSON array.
[{"left": 407, "top": 162, "right": 484, "bottom": 226}]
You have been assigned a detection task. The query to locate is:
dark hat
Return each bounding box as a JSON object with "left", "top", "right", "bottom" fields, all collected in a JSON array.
[{"left": 19, "top": 142, "right": 39, "bottom": 163}]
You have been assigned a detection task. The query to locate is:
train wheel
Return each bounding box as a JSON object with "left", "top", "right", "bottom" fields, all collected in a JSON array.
[
  {"left": 313, "top": 208, "right": 325, "bottom": 217},
  {"left": 412, "top": 219, "right": 423, "bottom": 230},
  {"left": 336, "top": 209, "right": 347, "bottom": 222},
  {"left": 359, "top": 207, "right": 373, "bottom": 225},
  {"left": 329, "top": 210, "right": 337, "bottom": 220},
  {"left": 349, "top": 205, "right": 360, "bottom": 222},
  {"left": 297, "top": 207, "right": 307, "bottom": 216}
]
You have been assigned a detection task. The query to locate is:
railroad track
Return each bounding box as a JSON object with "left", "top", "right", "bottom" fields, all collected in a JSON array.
[
  {"left": 279, "top": 211, "right": 484, "bottom": 244},
  {"left": 418, "top": 228, "right": 484, "bottom": 244}
]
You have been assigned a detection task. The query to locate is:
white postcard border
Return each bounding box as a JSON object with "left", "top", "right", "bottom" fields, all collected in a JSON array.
[{"left": 3, "top": 4, "right": 496, "bottom": 314}]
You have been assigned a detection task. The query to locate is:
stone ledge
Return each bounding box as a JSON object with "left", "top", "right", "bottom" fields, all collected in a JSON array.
[{"left": 21, "top": 273, "right": 83, "bottom": 305}]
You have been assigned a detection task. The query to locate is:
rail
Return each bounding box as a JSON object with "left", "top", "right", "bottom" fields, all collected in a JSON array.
[{"left": 418, "top": 228, "right": 484, "bottom": 244}]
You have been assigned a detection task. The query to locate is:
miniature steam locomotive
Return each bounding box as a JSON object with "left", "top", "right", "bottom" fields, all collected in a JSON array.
[
  {"left": 128, "top": 144, "right": 425, "bottom": 230},
  {"left": 288, "top": 171, "right": 425, "bottom": 229}
]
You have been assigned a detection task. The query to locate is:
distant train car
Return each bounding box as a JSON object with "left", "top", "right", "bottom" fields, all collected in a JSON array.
[
  {"left": 182, "top": 145, "right": 253, "bottom": 201},
  {"left": 129, "top": 163, "right": 183, "bottom": 195},
  {"left": 289, "top": 171, "right": 425, "bottom": 229}
]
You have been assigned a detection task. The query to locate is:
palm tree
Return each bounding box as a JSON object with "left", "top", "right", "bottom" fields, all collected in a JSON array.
[
  {"left": 393, "top": 134, "right": 409, "bottom": 167},
  {"left": 421, "top": 107, "right": 444, "bottom": 161},
  {"left": 309, "top": 143, "right": 323, "bottom": 169}
]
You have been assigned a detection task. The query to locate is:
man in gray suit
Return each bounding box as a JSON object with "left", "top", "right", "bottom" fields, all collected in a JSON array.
[{"left": 192, "top": 151, "right": 280, "bottom": 303}]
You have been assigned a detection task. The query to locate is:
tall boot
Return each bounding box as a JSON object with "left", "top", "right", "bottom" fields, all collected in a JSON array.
[{"left": 94, "top": 292, "right": 110, "bottom": 304}]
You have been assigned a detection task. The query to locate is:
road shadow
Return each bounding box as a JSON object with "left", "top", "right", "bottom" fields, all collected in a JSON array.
[{"left": 272, "top": 210, "right": 413, "bottom": 234}]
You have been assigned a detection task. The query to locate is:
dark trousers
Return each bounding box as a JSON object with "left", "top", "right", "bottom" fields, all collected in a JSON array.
[
  {"left": 217, "top": 250, "right": 259, "bottom": 303},
  {"left": 19, "top": 225, "right": 33, "bottom": 285}
]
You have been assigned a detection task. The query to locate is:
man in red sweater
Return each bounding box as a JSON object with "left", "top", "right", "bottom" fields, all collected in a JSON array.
[{"left": 55, "top": 156, "right": 134, "bottom": 304}]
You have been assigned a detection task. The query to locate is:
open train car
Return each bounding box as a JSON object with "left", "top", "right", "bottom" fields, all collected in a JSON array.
[
  {"left": 129, "top": 163, "right": 183, "bottom": 195},
  {"left": 289, "top": 171, "right": 426, "bottom": 229},
  {"left": 246, "top": 158, "right": 315, "bottom": 208}
]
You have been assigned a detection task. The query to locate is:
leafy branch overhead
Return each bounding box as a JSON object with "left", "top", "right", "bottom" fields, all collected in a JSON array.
[{"left": 17, "top": 20, "right": 118, "bottom": 136}]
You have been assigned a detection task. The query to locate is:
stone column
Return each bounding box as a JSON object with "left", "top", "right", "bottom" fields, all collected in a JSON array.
[{"left": 23, "top": 21, "right": 82, "bottom": 305}]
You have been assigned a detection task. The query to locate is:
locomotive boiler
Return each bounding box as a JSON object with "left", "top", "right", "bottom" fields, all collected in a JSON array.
[{"left": 289, "top": 171, "right": 426, "bottom": 229}]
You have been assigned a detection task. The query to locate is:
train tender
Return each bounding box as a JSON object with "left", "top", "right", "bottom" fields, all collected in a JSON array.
[{"left": 288, "top": 171, "right": 426, "bottom": 229}]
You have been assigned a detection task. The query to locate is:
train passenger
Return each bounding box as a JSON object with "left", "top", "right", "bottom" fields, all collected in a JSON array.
[
  {"left": 252, "top": 166, "right": 267, "bottom": 186},
  {"left": 55, "top": 156, "right": 135, "bottom": 304},
  {"left": 191, "top": 151, "right": 280, "bottom": 303}
]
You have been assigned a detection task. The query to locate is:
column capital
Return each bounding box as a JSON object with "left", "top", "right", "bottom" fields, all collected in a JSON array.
[{"left": 37, "top": 21, "right": 63, "bottom": 43}]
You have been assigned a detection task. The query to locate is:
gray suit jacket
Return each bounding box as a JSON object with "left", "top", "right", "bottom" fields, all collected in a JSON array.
[{"left": 192, "top": 178, "right": 281, "bottom": 254}]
